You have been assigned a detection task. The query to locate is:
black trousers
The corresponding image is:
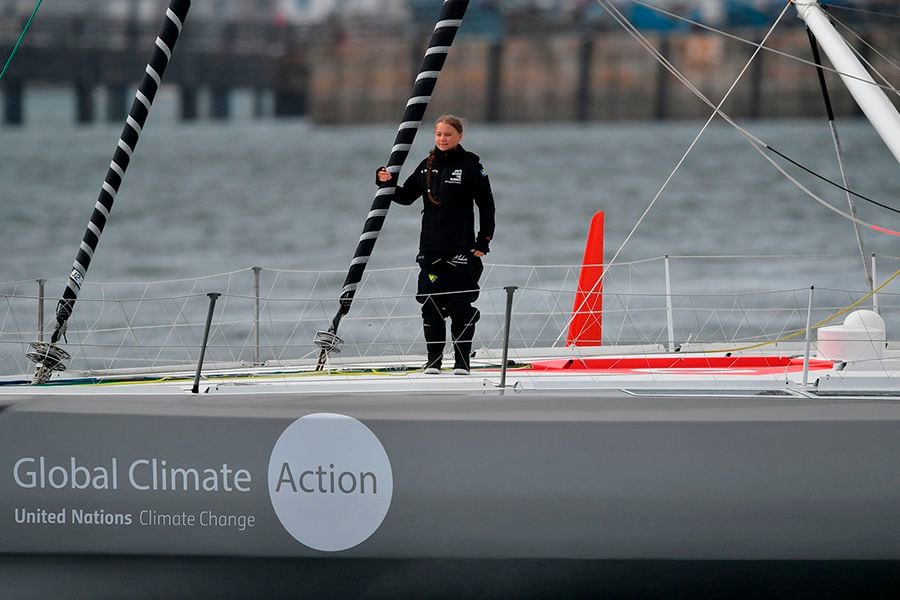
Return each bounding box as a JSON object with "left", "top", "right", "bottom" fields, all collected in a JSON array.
[{"left": 416, "top": 254, "right": 483, "bottom": 369}]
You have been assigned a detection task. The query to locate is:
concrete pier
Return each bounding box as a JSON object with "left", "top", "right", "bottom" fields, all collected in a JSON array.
[
  {"left": 0, "top": 15, "right": 896, "bottom": 126},
  {"left": 180, "top": 86, "right": 198, "bottom": 121},
  {"left": 308, "top": 28, "right": 898, "bottom": 124},
  {"left": 106, "top": 83, "right": 128, "bottom": 122},
  {"left": 2, "top": 78, "right": 24, "bottom": 125}
]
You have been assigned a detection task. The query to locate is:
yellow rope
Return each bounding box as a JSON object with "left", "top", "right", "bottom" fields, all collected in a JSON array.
[{"left": 701, "top": 269, "right": 898, "bottom": 354}]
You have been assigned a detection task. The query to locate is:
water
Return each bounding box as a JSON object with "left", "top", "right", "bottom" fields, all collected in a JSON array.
[
  {"left": 1, "top": 89, "right": 897, "bottom": 283},
  {"left": 0, "top": 89, "right": 897, "bottom": 373}
]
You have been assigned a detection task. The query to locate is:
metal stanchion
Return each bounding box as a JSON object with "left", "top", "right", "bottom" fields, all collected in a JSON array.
[
  {"left": 252, "top": 267, "right": 261, "bottom": 365},
  {"left": 192, "top": 292, "right": 220, "bottom": 394},
  {"left": 36, "top": 279, "right": 45, "bottom": 342},
  {"left": 871, "top": 254, "right": 879, "bottom": 315},
  {"left": 665, "top": 254, "right": 675, "bottom": 352},
  {"left": 802, "top": 286, "right": 814, "bottom": 387},
  {"left": 500, "top": 286, "right": 517, "bottom": 390}
]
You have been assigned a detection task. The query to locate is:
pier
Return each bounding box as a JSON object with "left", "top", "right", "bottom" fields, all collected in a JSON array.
[
  {"left": 0, "top": 14, "right": 309, "bottom": 125},
  {"left": 310, "top": 26, "right": 897, "bottom": 124},
  {"left": 1, "top": 13, "right": 896, "bottom": 126}
]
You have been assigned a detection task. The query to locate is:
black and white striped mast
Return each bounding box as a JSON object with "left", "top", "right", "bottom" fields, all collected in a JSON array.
[
  {"left": 26, "top": 0, "right": 192, "bottom": 384},
  {"left": 314, "top": 0, "right": 470, "bottom": 371}
]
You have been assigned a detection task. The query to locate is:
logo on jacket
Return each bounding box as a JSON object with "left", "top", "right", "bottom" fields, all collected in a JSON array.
[{"left": 447, "top": 169, "right": 463, "bottom": 184}]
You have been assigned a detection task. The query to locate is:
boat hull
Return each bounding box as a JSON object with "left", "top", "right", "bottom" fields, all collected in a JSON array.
[{"left": 2, "top": 389, "right": 898, "bottom": 560}]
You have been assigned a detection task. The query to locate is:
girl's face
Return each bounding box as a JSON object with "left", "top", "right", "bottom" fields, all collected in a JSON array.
[{"left": 434, "top": 122, "right": 462, "bottom": 151}]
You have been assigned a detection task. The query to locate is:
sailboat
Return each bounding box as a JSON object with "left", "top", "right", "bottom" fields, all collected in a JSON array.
[{"left": 0, "top": 0, "right": 898, "bottom": 567}]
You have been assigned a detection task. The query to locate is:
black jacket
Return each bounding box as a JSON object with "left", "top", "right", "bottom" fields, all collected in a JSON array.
[{"left": 379, "top": 145, "right": 495, "bottom": 256}]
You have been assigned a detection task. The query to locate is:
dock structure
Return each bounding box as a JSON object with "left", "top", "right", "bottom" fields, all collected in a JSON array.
[
  {"left": 308, "top": 26, "right": 896, "bottom": 124},
  {"left": 0, "top": 14, "right": 309, "bottom": 125},
  {"left": 1, "top": 14, "right": 896, "bottom": 126}
]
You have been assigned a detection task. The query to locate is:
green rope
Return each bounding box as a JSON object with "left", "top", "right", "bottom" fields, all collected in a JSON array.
[{"left": 0, "top": 0, "right": 44, "bottom": 82}]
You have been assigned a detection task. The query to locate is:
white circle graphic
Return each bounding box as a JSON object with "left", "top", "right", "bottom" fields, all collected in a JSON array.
[{"left": 268, "top": 413, "right": 393, "bottom": 551}]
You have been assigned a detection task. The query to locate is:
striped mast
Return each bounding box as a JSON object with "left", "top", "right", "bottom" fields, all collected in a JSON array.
[
  {"left": 28, "top": 0, "right": 191, "bottom": 383},
  {"left": 315, "top": 0, "right": 470, "bottom": 370}
]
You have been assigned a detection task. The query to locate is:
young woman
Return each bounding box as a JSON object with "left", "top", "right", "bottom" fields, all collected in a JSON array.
[{"left": 376, "top": 115, "right": 495, "bottom": 375}]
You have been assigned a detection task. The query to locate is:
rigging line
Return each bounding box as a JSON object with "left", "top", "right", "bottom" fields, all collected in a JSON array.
[
  {"left": 810, "top": 22, "right": 871, "bottom": 291},
  {"left": 605, "top": 2, "right": 899, "bottom": 235},
  {"left": 819, "top": 3, "right": 900, "bottom": 20},
  {"left": 603, "top": 0, "right": 789, "bottom": 255},
  {"left": 766, "top": 145, "right": 899, "bottom": 214},
  {"left": 554, "top": 0, "right": 792, "bottom": 347},
  {"left": 834, "top": 15, "right": 900, "bottom": 73},
  {"left": 628, "top": 0, "right": 900, "bottom": 95},
  {"left": 0, "top": 0, "right": 43, "bottom": 82},
  {"left": 827, "top": 15, "right": 900, "bottom": 94},
  {"left": 750, "top": 133, "right": 899, "bottom": 235}
]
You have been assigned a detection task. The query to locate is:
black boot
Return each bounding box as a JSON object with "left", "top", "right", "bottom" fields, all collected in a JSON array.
[
  {"left": 450, "top": 315, "right": 476, "bottom": 375},
  {"left": 423, "top": 307, "right": 446, "bottom": 374}
]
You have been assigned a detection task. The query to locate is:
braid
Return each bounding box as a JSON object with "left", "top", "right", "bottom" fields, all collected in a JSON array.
[{"left": 425, "top": 150, "right": 442, "bottom": 206}]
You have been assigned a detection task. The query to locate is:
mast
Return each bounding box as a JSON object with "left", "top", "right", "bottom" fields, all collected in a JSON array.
[
  {"left": 26, "top": 0, "right": 192, "bottom": 384},
  {"left": 314, "top": 0, "right": 470, "bottom": 371},
  {"left": 794, "top": 1, "right": 900, "bottom": 165}
]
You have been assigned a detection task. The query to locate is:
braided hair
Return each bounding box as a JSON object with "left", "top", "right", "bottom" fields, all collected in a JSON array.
[{"left": 425, "top": 115, "right": 465, "bottom": 206}]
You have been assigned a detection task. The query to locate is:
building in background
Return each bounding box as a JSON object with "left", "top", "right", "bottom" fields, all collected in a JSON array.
[
  {"left": 0, "top": 0, "right": 856, "bottom": 25},
  {"left": 0, "top": 0, "right": 890, "bottom": 25}
]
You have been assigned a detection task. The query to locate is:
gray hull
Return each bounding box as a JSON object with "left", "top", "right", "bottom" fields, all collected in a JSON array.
[{"left": 2, "top": 389, "right": 898, "bottom": 560}]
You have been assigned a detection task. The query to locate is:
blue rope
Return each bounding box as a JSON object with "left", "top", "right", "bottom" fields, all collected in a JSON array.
[{"left": 0, "top": 0, "right": 44, "bottom": 82}]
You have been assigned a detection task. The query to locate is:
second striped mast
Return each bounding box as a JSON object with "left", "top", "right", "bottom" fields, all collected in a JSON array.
[{"left": 314, "top": 0, "right": 470, "bottom": 370}]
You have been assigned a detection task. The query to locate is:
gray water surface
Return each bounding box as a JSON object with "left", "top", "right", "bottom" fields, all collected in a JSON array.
[
  {"left": 0, "top": 90, "right": 897, "bottom": 372},
  {"left": 1, "top": 92, "right": 896, "bottom": 287}
]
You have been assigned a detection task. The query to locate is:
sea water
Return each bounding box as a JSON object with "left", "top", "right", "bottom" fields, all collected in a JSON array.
[{"left": 0, "top": 88, "right": 897, "bottom": 371}]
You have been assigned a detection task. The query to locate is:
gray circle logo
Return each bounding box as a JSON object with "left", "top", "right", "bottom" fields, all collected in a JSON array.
[{"left": 268, "top": 413, "right": 393, "bottom": 551}]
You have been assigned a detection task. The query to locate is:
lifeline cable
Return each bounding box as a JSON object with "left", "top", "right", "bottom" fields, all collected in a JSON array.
[
  {"left": 699, "top": 268, "right": 900, "bottom": 355},
  {"left": 315, "top": 0, "right": 470, "bottom": 371},
  {"left": 0, "top": 0, "right": 43, "bottom": 82},
  {"left": 29, "top": 0, "right": 192, "bottom": 384}
]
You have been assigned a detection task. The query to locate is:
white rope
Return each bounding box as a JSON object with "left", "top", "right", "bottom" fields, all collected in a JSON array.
[{"left": 560, "top": 0, "right": 792, "bottom": 347}]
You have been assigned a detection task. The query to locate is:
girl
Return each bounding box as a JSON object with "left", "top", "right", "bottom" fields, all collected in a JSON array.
[{"left": 377, "top": 115, "right": 495, "bottom": 374}]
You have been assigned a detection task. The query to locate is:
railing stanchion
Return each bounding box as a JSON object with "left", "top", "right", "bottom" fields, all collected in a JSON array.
[
  {"left": 871, "top": 253, "right": 879, "bottom": 315},
  {"left": 665, "top": 254, "right": 675, "bottom": 352},
  {"left": 252, "top": 267, "right": 261, "bottom": 365},
  {"left": 192, "top": 292, "right": 221, "bottom": 394},
  {"left": 500, "top": 286, "right": 517, "bottom": 390},
  {"left": 36, "top": 279, "right": 45, "bottom": 342},
  {"left": 802, "top": 285, "right": 814, "bottom": 387}
]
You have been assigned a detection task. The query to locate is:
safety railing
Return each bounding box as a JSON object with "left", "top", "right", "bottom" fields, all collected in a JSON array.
[{"left": 0, "top": 255, "right": 896, "bottom": 378}]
